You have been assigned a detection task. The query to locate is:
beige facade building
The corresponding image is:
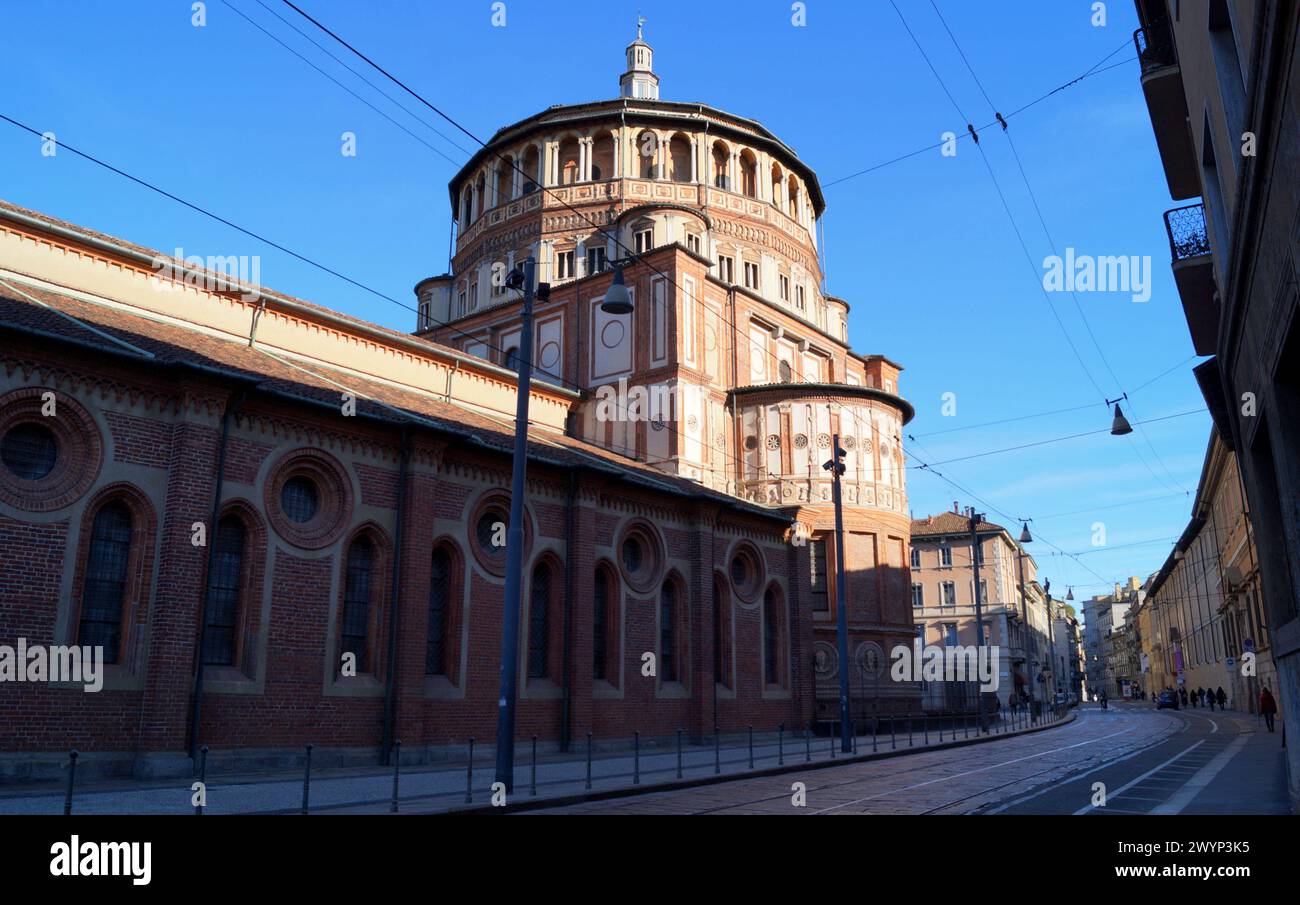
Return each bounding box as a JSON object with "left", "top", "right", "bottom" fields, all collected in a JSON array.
[
  {"left": 1141, "top": 427, "right": 1277, "bottom": 709},
  {"left": 909, "top": 510, "right": 1051, "bottom": 708}
]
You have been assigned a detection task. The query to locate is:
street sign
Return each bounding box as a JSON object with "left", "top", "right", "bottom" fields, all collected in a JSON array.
[
  {"left": 1243, "top": 638, "right": 1256, "bottom": 653},
  {"left": 1226, "top": 657, "right": 1237, "bottom": 671}
]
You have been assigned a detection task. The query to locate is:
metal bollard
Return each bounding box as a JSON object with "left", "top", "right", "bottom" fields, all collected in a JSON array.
[
  {"left": 778, "top": 723, "right": 785, "bottom": 765},
  {"left": 748, "top": 726, "right": 754, "bottom": 768},
  {"left": 805, "top": 721, "right": 812, "bottom": 763},
  {"left": 466, "top": 737, "right": 474, "bottom": 804},
  {"left": 586, "top": 731, "right": 593, "bottom": 790},
  {"left": 64, "top": 749, "right": 78, "bottom": 816},
  {"left": 890, "top": 715, "right": 896, "bottom": 750},
  {"left": 196, "top": 746, "right": 208, "bottom": 816},
  {"left": 633, "top": 731, "right": 640, "bottom": 785},
  {"left": 908, "top": 712, "right": 914, "bottom": 747},
  {"left": 715, "top": 724, "right": 721, "bottom": 774},
  {"left": 924, "top": 714, "right": 930, "bottom": 745},
  {"left": 301, "top": 743, "right": 313, "bottom": 815},
  {"left": 676, "top": 728, "right": 683, "bottom": 779},
  {"left": 852, "top": 720, "right": 857, "bottom": 754},
  {"left": 390, "top": 740, "right": 401, "bottom": 813},
  {"left": 530, "top": 736, "right": 537, "bottom": 797},
  {"left": 830, "top": 722, "right": 836, "bottom": 758},
  {"left": 872, "top": 717, "right": 878, "bottom": 753}
]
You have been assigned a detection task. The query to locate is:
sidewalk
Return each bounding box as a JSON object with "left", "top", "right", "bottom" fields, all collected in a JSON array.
[
  {"left": 0, "top": 710, "right": 1073, "bottom": 815},
  {"left": 1180, "top": 709, "right": 1291, "bottom": 815}
]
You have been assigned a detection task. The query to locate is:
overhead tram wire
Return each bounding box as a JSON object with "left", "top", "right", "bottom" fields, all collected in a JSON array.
[
  {"left": 926, "top": 0, "right": 1189, "bottom": 494},
  {"left": 241, "top": 0, "right": 474, "bottom": 157},
  {"left": 820, "top": 42, "right": 1136, "bottom": 189},
  {"left": 889, "top": 1, "right": 1185, "bottom": 497},
  {"left": 905, "top": 408, "right": 1204, "bottom": 467},
  {"left": 827, "top": 397, "right": 1114, "bottom": 588},
  {"left": 220, "top": 0, "right": 465, "bottom": 167},
  {"left": 0, "top": 111, "right": 588, "bottom": 398}
]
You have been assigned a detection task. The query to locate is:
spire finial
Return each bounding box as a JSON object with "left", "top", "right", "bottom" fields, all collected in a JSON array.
[{"left": 636, "top": 13, "right": 645, "bottom": 41}]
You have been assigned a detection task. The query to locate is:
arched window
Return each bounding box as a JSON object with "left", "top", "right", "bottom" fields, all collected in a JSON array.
[
  {"left": 713, "top": 577, "right": 731, "bottom": 687},
  {"left": 660, "top": 580, "right": 679, "bottom": 682},
  {"left": 770, "top": 162, "right": 784, "bottom": 208},
  {"left": 496, "top": 156, "right": 513, "bottom": 204},
  {"left": 558, "top": 137, "right": 580, "bottom": 185},
  {"left": 461, "top": 188, "right": 473, "bottom": 226},
  {"left": 593, "top": 565, "right": 613, "bottom": 680},
  {"left": 739, "top": 151, "right": 758, "bottom": 198},
  {"left": 763, "top": 588, "right": 782, "bottom": 686},
  {"left": 712, "top": 142, "right": 729, "bottom": 189},
  {"left": 341, "top": 536, "right": 375, "bottom": 672},
  {"left": 669, "top": 134, "right": 692, "bottom": 182},
  {"left": 528, "top": 561, "right": 553, "bottom": 679},
  {"left": 787, "top": 175, "right": 801, "bottom": 219},
  {"left": 521, "top": 146, "right": 541, "bottom": 193},
  {"left": 474, "top": 173, "right": 486, "bottom": 218},
  {"left": 638, "top": 131, "right": 658, "bottom": 179},
  {"left": 427, "top": 546, "right": 453, "bottom": 676},
  {"left": 202, "top": 515, "right": 246, "bottom": 666},
  {"left": 79, "top": 500, "right": 133, "bottom": 663},
  {"left": 592, "top": 133, "right": 615, "bottom": 181}
]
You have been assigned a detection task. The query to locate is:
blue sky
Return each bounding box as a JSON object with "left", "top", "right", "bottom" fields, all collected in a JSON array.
[{"left": 1, "top": 0, "right": 1208, "bottom": 602}]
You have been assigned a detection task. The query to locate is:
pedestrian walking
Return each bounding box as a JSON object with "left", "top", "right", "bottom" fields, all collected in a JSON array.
[
  {"left": 1260, "top": 687, "right": 1278, "bottom": 732},
  {"left": 1216, "top": 687, "right": 1227, "bottom": 710},
  {"left": 1207, "top": 687, "right": 1215, "bottom": 711}
]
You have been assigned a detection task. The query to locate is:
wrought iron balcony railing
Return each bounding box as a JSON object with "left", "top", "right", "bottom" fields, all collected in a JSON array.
[
  {"left": 1164, "top": 203, "right": 1212, "bottom": 261},
  {"left": 1133, "top": 24, "right": 1178, "bottom": 74}
]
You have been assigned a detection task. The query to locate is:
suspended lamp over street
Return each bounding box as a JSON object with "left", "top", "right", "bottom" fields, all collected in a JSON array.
[
  {"left": 600, "top": 263, "right": 633, "bottom": 314},
  {"left": 1019, "top": 521, "right": 1033, "bottom": 544},
  {"left": 1106, "top": 393, "right": 1134, "bottom": 435}
]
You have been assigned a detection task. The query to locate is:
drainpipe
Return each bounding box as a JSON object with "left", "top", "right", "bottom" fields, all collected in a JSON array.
[
  {"left": 381, "top": 425, "right": 411, "bottom": 765},
  {"left": 188, "top": 388, "right": 247, "bottom": 762},
  {"left": 560, "top": 470, "right": 578, "bottom": 751}
]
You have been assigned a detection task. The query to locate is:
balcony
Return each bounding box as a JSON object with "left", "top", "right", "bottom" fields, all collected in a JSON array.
[
  {"left": 1133, "top": 25, "right": 1199, "bottom": 200},
  {"left": 1164, "top": 203, "right": 1219, "bottom": 355}
]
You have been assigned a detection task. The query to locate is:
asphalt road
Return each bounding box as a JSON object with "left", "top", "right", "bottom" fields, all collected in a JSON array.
[{"left": 526, "top": 703, "right": 1288, "bottom": 815}]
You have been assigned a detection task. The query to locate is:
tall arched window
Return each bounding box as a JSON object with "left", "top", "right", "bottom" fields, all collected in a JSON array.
[
  {"left": 739, "top": 151, "right": 758, "bottom": 198},
  {"left": 427, "top": 546, "right": 452, "bottom": 676},
  {"left": 763, "top": 588, "right": 781, "bottom": 685},
  {"left": 528, "top": 561, "right": 552, "bottom": 679},
  {"left": 660, "top": 580, "right": 679, "bottom": 682},
  {"left": 79, "top": 500, "right": 133, "bottom": 663},
  {"left": 341, "top": 536, "right": 375, "bottom": 672},
  {"left": 713, "top": 578, "right": 730, "bottom": 687},
  {"left": 638, "top": 131, "right": 658, "bottom": 179},
  {"left": 712, "top": 142, "right": 729, "bottom": 189},
  {"left": 496, "top": 156, "right": 513, "bottom": 203},
  {"left": 202, "top": 515, "right": 246, "bottom": 666},
  {"left": 593, "top": 566, "right": 610, "bottom": 680}
]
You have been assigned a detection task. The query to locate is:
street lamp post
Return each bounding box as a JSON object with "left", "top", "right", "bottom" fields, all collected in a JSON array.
[
  {"left": 967, "top": 508, "right": 988, "bottom": 731},
  {"left": 824, "top": 435, "right": 851, "bottom": 753},
  {"left": 493, "top": 257, "right": 540, "bottom": 793},
  {"left": 1016, "top": 522, "right": 1033, "bottom": 716}
]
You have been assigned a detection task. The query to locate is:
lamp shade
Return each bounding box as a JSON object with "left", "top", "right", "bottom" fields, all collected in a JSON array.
[{"left": 600, "top": 265, "right": 633, "bottom": 314}]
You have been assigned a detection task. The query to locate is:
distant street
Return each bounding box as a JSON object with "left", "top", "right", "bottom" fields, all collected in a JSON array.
[{"left": 527, "top": 703, "right": 1288, "bottom": 815}]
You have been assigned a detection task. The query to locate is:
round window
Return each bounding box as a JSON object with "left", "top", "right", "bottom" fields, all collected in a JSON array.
[
  {"left": 1, "top": 422, "right": 58, "bottom": 480},
  {"left": 477, "top": 509, "right": 506, "bottom": 556},
  {"left": 730, "top": 555, "right": 750, "bottom": 587},
  {"left": 280, "top": 475, "right": 319, "bottom": 524},
  {"left": 622, "top": 537, "right": 643, "bottom": 574}
]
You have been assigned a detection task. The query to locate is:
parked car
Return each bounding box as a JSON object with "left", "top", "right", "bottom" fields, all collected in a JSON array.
[
  {"left": 1157, "top": 690, "right": 1179, "bottom": 710},
  {"left": 1067, "top": 692, "right": 1079, "bottom": 708},
  {"left": 1053, "top": 692, "right": 1069, "bottom": 707}
]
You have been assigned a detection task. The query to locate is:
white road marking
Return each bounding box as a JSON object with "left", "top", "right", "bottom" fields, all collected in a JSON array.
[
  {"left": 1073, "top": 740, "right": 1205, "bottom": 814},
  {"left": 1148, "top": 734, "right": 1250, "bottom": 814}
]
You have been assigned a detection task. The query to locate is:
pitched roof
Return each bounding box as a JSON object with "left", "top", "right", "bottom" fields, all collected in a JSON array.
[
  {"left": 0, "top": 214, "right": 788, "bottom": 523},
  {"left": 910, "top": 511, "right": 1008, "bottom": 538}
]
